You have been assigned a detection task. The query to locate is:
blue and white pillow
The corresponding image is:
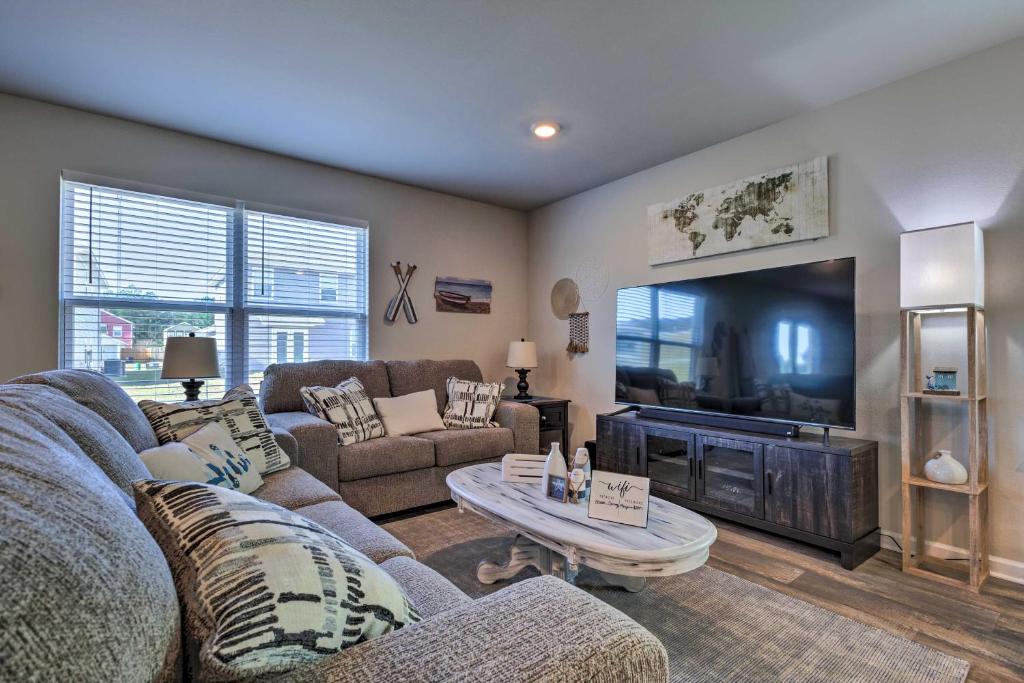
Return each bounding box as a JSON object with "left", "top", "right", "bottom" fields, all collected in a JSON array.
[{"left": 139, "top": 421, "right": 263, "bottom": 493}]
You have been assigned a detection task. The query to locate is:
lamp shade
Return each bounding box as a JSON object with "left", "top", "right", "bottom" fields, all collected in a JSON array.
[
  {"left": 900, "top": 222, "right": 984, "bottom": 309},
  {"left": 161, "top": 334, "right": 220, "bottom": 379},
  {"left": 506, "top": 340, "right": 538, "bottom": 369},
  {"left": 697, "top": 356, "right": 719, "bottom": 378}
]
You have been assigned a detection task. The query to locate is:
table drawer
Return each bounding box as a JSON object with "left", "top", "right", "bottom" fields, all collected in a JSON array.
[{"left": 539, "top": 405, "right": 565, "bottom": 429}]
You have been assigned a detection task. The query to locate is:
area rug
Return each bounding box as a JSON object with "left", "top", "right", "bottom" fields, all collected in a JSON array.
[{"left": 383, "top": 508, "right": 970, "bottom": 683}]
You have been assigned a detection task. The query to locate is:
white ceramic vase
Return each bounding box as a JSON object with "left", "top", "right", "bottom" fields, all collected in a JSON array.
[{"left": 923, "top": 450, "right": 968, "bottom": 485}]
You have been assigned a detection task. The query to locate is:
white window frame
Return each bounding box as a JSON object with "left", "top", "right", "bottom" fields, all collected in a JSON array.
[{"left": 59, "top": 171, "right": 370, "bottom": 390}]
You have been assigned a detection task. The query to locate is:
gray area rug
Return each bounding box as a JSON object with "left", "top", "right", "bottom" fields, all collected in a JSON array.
[{"left": 383, "top": 508, "right": 970, "bottom": 683}]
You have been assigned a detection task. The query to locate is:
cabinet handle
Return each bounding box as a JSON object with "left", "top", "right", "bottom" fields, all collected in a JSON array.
[
  {"left": 766, "top": 472, "right": 773, "bottom": 496},
  {"left": 541, "top": 414, "right": 547, "bottom": 422},
  {"left": 698, "top": 459, "right": 703, "bottom": 480},
  {"left": 635, "top": 446, "right": 640, "bottom": 466}
]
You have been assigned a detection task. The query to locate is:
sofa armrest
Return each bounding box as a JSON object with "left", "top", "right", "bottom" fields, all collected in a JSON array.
[
  {"left": 266, "top": 411, "right": 340, "bottom": 491},
  {"left": 278, "top": 575, "right": 668, "bottom": 683},
  {"left": 271, "top": 426, "right": 299, "bottom": 460},
  {"left": 492, "top": 400, "right": 540, "bottom": 454}
]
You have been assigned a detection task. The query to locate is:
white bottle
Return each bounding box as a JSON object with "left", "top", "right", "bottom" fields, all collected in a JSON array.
[
  {"left": 541, "top": 442, "right": 567, "bottom": 497},
  {"left": 573, "top": 447, "right": 592, "bottom": 501}
]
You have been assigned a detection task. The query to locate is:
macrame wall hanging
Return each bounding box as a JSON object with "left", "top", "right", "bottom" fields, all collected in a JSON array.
[{"left": 550, "top": 258, "right": 608, "bottom": 355}]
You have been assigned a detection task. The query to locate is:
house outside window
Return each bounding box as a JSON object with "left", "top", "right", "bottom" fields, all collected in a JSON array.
[{"left": 59, "top": 174, "right": 368, "bottom": 401}]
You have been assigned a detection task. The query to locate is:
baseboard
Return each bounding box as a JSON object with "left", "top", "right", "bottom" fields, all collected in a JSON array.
[{"left": 880, "top": 528, "right": 1024, "bottom": 586}]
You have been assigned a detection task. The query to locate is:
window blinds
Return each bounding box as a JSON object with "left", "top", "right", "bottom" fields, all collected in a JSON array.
[{"left": 60, "top": 177, "right": 368, "bottom": 402}]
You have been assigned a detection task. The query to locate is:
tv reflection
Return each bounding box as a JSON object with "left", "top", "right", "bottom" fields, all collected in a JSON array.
[{"left": 614, "top": 259, "right": 856, "bottom": 429}]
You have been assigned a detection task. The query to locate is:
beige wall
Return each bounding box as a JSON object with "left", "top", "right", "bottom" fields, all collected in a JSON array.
[
  {"left": 527, "top": 39, "right": 1024, "bottom": 567},
  {"left": 0, "top": 93, "right": 528, "bottom": 386}
]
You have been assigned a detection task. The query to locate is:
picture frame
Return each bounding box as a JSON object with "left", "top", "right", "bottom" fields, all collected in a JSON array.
[
  {"left": 587, "top": 470, "right": 650, "bottom": 528},
  {"left": 546, "top": 474, "right": 568, "bottom": 502}
]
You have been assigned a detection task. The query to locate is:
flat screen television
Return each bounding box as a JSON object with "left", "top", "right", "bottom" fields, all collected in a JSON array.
[{"left": 615, "top": 258, "right": 855, "bottom": 430}]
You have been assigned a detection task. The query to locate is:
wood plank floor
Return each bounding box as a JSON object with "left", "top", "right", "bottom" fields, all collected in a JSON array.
[{"left": 705, "top": 517, "right": 1024, "bottom": 682}]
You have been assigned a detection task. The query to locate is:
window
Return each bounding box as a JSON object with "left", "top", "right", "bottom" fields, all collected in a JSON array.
[
  {"left": 60, "top": 176, "right": 368, "bottom": 401},
  {"left": 775, "top": 320, "right": 818, "bottom": 374},
  {"left": 615, "top": 285, "right": 702, "bottom": 382}
]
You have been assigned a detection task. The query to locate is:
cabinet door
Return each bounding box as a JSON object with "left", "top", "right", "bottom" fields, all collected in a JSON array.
[
  {"left": 646, "top": 429, "right": 696, "bottom": 500},
  {"left": 765, "top": 446, "right": 851, "bottom": 541},
  {"left": 596, "top": 419, "right": 645, "bottom": 476},
  {"left": 697, "top": 435, "right": 764, "bottom": 518}
]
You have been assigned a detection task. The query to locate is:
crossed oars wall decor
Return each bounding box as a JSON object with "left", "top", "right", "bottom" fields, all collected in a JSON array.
[{"left": 386, "top": 261, "right": 418, "bottom": 324}]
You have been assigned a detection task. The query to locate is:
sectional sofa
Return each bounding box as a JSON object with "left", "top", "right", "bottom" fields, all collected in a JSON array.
[
  {"left": 0, "top": 368, "right": 667, "bottom": 681},
  {"left": 260, "top": 358, "right": 540, "bottom": 517}
]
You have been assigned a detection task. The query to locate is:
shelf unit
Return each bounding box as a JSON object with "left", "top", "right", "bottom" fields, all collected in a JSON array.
[{"left": 899, "top": 305, "right": 989, "bottom": 591}]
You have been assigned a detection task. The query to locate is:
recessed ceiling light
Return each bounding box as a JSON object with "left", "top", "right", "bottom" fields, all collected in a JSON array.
[{"left": 531, "top": 121, "right": 560, "bottom": 139}]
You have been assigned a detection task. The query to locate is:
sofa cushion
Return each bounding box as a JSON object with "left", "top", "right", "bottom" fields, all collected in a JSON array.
[
  {"left": 253, "top": 466, "right": 340, "bottom": 510},
  {"left": 261, "top": 359, "right": 390, "bottom": 414},
  {"left": 134, "top": 480, "right": 420, "bottom": 680},
  {"left": 139, "top": 385, "right": 289, "bottom": 474},
  {"left": 296, "top": 500, "right": 414, "bottom": 563},
  {"left": 386, "top": 359, "right": 483, "bottom": 412},
  {"left": 338, "top": 435, "right": 435, "bottom": 482},
  {"left": 379, "top": 556, "right": 472, "bottom": 619},
  {"left": 300, "top": 378, "right": 385, "bottom": 445},
  {"left": 9, "top": 368, "right": 160, "bottom": 451},
  {"left": 0, "top": 386, "right": 180, "bottom": 682},
  {"left": 139, "top": 422, "right": 264, "bottom": 494},
  {"left": 2, "top": 385, "right": 150, "bottom": 504},
  {"left": 417, "top": 427, "right": 515, "bottom": 467}
]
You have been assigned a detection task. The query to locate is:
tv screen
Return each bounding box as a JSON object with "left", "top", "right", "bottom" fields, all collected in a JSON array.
[{"left": 615, "top": 258, "right": 855, "bottom": 429}]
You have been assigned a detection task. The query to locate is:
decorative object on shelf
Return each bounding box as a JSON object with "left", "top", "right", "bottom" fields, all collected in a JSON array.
[
  {"left": 899, "top": 221, "right": 989, "bottom": 591},
  {"left": 550, "top": 277, "right": 580, "bottom": 319},
  {"left": 924, "top": 450, "right": 969, "bottom": 486},
  {"left": 161, "top": 332, "right": 220, "bottom": 401},
  {"left": 587, "top": 470, "right": 651, "bottom": 528},
  {"left": 385, "top": 261, "right": 417, "bottom": 323},
  {"left": 500, "top": 452, "right": 547, "bottom": 483},
  {"left": 541, "top": 442, "right": 567, "bottom": 501},
  {"left": 434, "top": 276, "right": 491, "bottom": 314},
  {"left": 507, "top": 339, "right": 538, "bottom": 400},
  {"left": 697, "top": 356, "right": 720, "bottom": 391},
  {"left": 566, "top": 312, "right": 589, "bottom": 353},
  {"left": 648, "top": 156, "right": 828, "bottom": 265},
  {"left": 924, "top": 367, "right": 959, "bottom": 395}
]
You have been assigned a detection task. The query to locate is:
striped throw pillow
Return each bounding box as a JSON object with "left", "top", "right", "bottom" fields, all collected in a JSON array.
[
  {"left": 442, "top": 376, "right": 502, "bottom": 429},
  {"left": 139, "top": 384, "right": 289, "bottom": 474},
  {"left": 134, "top": 480, "right": 420, "bottom": 679},
  {"left": 300, "top": 377, "right": 384, "bottom": 445}
]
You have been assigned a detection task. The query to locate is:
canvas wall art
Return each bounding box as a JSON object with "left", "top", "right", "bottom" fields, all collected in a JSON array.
[
  {"left": 648, "top": 156, "right": 828, "bottom": 265},
  {"left": 434, "top": 276, "right": 492, "bottom": 313}
]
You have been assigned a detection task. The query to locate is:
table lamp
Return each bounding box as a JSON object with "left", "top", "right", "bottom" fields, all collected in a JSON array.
[
  {"left": 162, "top": 332, "right": 220, "bottom": 401},
  {"left": 506, "top": 338, "right": 538, "bottom": 400},
  {"left": 696, "top": 356, "right": 719, "bottom": 392}
]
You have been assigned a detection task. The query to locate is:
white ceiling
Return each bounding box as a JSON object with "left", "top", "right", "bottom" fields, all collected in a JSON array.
[{"left": 2, "top": 1, "right": 1024, "bottom": 209}]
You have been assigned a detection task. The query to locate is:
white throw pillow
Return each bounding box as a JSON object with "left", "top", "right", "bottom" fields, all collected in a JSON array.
[
  {"left": 442, "top": 376, "right": 502, "bottom": 429},
  {"left": 139, "top": 422, "right": 264, "bottom": 493},
  {"left": 300, "top": 378, "right": 385, "bottom": 445},
  {"left": 372, "top": 390, "right": 446, "bottom": 436},
  {"left": 139, "top": 384, "right": 289, "bottom": 475}
]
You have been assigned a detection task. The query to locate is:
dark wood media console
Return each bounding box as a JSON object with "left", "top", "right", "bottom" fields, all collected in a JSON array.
[{"left": 596, "top": 411, "right": 880, "bottom": 569}]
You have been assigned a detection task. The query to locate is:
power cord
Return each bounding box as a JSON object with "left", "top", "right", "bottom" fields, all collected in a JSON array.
[{"left": 882, "top": 533, "right": 969, "bottom": 562}]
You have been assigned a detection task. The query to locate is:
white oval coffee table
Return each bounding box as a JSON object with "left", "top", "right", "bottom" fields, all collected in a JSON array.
[{"left": 447, "top": 462, "right": 717, "bottom": 592}]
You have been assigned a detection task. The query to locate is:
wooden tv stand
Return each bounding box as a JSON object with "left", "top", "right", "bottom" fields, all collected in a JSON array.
[{"left": 596, "top": 411, "right": 879, "bottom": 569}]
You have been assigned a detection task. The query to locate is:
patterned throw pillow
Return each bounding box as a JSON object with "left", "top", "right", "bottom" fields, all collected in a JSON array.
[
  {"left": 134, "top": 480, "right": 421, "bottom": 680},
  {"left": 138, "top": 422, "right": 264, "bottom": 494},
  {"left": 656, "top": 377, "right": 697, "bottom": 408},
  {"left": 442, "top": 376, "right": 502, "bottom": 429},
  {"left": 753, "top": 379, "right": 793, "bottom": 414},
  {"left": 139, "top": 384, "right": 289, "bottom": 475},
  {"left": 300, "top": 377, "right": 384, "bottom": 446}
]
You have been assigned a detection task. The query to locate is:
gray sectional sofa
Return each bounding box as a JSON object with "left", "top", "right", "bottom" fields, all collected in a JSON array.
[
  {"left": 260, "top": 358, "right": 540, "bottom": 517},
  {"left": 0, "top": 368, "right": 668, "bottom": 682}
]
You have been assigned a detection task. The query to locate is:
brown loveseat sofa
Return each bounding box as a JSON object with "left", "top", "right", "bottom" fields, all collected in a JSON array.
[
  {"left": 260, "top": 358, "right": 540, "bottom": 517},
  {"left": 0, "top": 369, "right": 668, "bottom": 682}
]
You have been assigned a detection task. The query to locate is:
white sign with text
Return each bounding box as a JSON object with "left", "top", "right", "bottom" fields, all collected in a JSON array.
[{"left": 587, "top": 470, "right": 650, "bottom": 528}]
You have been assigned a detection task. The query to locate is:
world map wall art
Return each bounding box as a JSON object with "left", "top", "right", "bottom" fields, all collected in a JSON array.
[{"left": 647, "top": 156, "right": 828, "bottom": 265}]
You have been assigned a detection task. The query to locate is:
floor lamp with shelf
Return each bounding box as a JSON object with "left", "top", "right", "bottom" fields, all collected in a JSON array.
[{"left": 899, "top": 222, "right": 989, "bottom": 591}]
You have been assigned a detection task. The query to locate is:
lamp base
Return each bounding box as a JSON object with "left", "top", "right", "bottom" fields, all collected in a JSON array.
[
  {"left": 181, "top": 378, "right": 205, "bottom": 402},
  {"left": 513, "top": 368, "right": 532, "bottom": 400}
]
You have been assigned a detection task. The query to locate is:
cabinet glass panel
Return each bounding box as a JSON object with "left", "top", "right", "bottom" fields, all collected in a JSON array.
[
  {"left": 702, "top": 444, "right": 758, "bottom": 515},
  {"left": 647, "top": 434, "right": 692, "bottom": 495}
]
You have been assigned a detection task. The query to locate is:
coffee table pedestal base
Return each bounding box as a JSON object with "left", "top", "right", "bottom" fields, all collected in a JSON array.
[{"left": 477, "top": 535, "right": 646, "bottom": 592}]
